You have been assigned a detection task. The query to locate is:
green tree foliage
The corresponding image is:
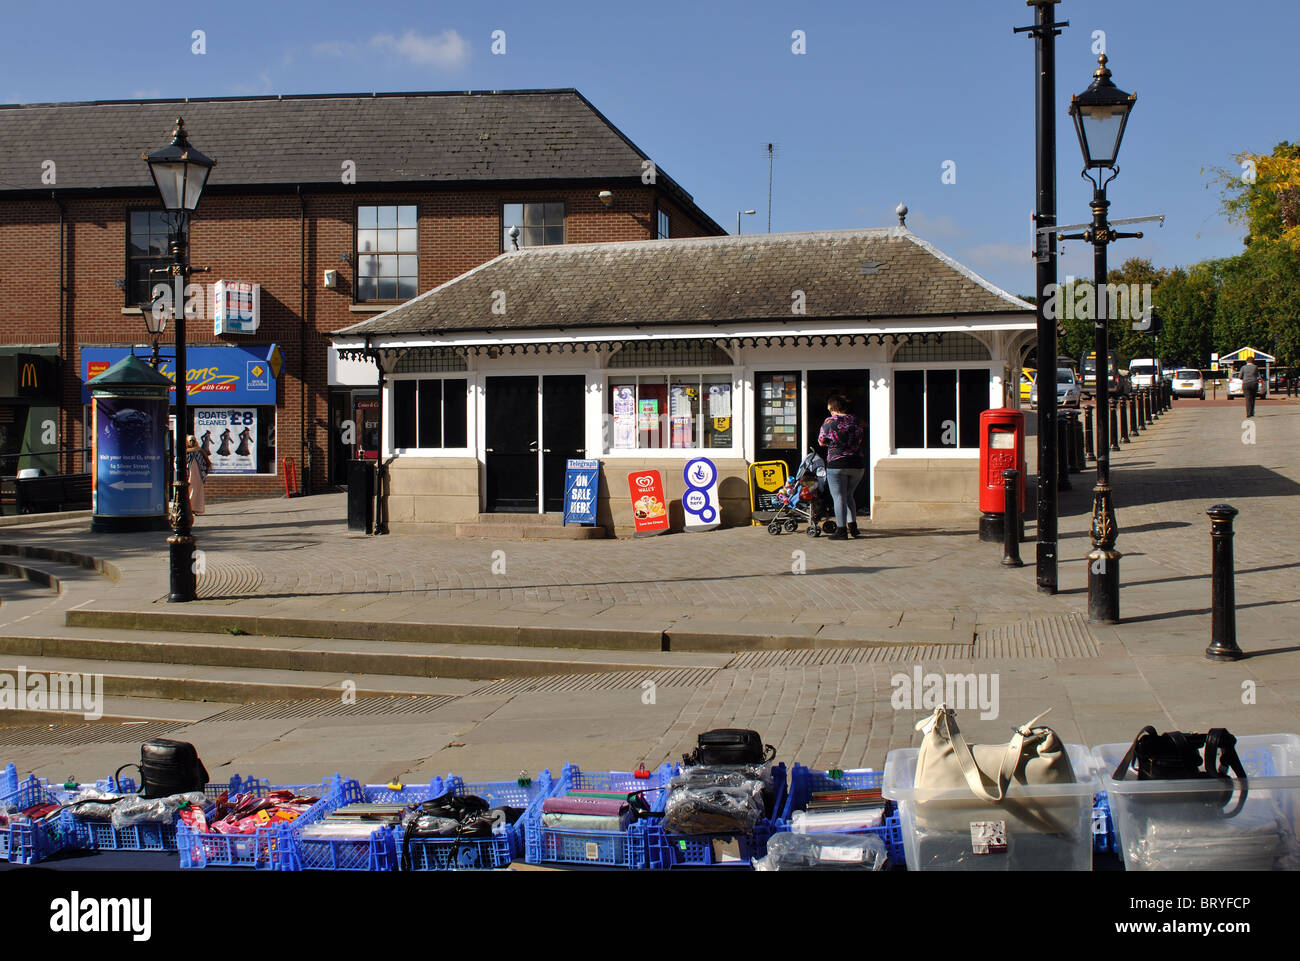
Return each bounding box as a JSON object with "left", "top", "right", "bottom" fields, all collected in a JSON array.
[{"left": 1216, "top": 142, "right": 1300, "bottom": 252}]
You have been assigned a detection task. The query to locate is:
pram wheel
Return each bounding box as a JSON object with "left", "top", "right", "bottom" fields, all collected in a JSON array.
[
  {"left": 767, "top": 522, "right": 782, "bottom": 535},
  {"left": 783, "top": 519, "right": 798, "bottom": 533},
  {"left": 821, "top": 520, "right": 838, "bottom": 535},
  {"left": 806, "top": 523, "right": 820, "bottom": 537}
]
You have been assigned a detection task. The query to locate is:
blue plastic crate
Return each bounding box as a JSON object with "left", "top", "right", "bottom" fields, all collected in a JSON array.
[
  {"left": 1, "top": 763, "right": 16, "bottom": 798},
  {"left": 524, "top": 764, "right": 673, "bottom": 869},
  {"left": 178, "top": 777, "right": 338, "bottom": 869},
  {"left": 660, "top": 763, "right": 788, "bottom": 868},
  {"left": 281, "top": 777, "right": 419, "bottom": 871},
  {"left": 401, "top": 771, "right": 556, "bottom": 871},
  {"left": 774, "top": 764, "right": 906, "bottom": 867},
  {"left": 70, "top": 800, "right": 217, "bottom": 853},
  {"left": 1, "top": 775, "right": 83, "bottom": 864}
]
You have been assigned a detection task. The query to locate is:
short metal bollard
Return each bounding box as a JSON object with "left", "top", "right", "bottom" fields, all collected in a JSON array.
[
  {"left": 1205, "top": 504, "right": 1244, "bottom": 661},
  {"left": 1057, "top": 417, "right": 1072, "bottom": 491},
  {"left": 1067, "top": 411, "right": 1083, "bottom": 473},
  {"left": 1129, "top": 390, "right": 1141, "bottom": 434},
  {"left": 1083, "top": 404, "right": 1095, "bottom": 460},
  {"left": 1119, "top": 397, "right": 1131, "bottom": 443},
  {"left": 1109, "top": 399, "right": 1121, "bottom": 452},
  {"left": 1001, "top": 469, "right": 1023, "bottom": 567},
  {"left": 1137, "top": 389, "right": 1148, "bottom": 428}
]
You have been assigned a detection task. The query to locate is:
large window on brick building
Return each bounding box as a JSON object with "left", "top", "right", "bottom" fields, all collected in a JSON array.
[
  {"left": 126, "top": 209, "right": 172, "bottom": 306},
  {"left": 502, "top": 202, "right": 565, "bottom": 250},
  {"left": 355, "top": 205, "right": 418, "bottom": 302}
]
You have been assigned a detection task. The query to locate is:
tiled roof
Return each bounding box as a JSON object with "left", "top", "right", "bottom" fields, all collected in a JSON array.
[
  {"left": 335, "top": 228, "right": 1034, "bottom": 337},
  {"left": 0, "top": 89, "right": 699, "bottom": 198}
]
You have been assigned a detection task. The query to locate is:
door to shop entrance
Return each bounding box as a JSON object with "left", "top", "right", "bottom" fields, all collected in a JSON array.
[
  {"left": 484, "top": 375, "right": 586, "bottom": 513},
  {"left": 806, "top": 369, "right": 870, "bottom": 515}
]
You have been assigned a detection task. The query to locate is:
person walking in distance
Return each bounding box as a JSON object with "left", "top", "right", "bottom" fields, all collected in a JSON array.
[
  {"left": 1241, "top": 359, "right": 1259, "bottom": 418},
  {"left": 817, "top": 394, "right": 866, "bottom": 540},
  {"left": 186, "top": 435, "right": 211, "bottom": 518}
]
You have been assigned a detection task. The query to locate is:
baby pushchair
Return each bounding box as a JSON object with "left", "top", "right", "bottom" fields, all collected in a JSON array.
[{"left": 766, "top": 449, "right": 837, "bottom": 537}]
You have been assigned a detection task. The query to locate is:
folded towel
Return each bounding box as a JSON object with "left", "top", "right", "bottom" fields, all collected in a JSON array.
[
  {"left": 542, "top": 796, "right": 629, "bottom": 817},
  {"left": 542, "top": 811, "right": 631, "bottom": 832}
]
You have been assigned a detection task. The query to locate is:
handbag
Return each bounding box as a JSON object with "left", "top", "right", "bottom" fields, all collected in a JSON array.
[
  {"left": 1112, "top": 726, "right": 1248, "bottom": 816},
  {"left": 912, "top": 706, "right": 1076, "bottom": 836},
  {"left": 116, "top": 739, "right": 210, "bottom": 800},
  {"left": 683, "top": 729, "right": 775, "bottom": 767}
]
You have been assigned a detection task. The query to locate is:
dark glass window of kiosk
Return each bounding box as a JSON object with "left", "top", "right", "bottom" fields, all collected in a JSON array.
[
  {"left": 894, "top": 370, "right": 925, "bottom": 448},
  {"left": 394, "top": 379, "right": 467, "bottom": 449},
  {"left": 894, "top": 369, "right": 989, "bottom": 449}
]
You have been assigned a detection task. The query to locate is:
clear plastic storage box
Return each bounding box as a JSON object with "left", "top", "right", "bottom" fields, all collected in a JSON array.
[
  {"left": 882, "top": 744, "right": 1096, "bottom": 871},
  {"left": 1093, "top": 733, "right": 1300, "bottom": 871}
]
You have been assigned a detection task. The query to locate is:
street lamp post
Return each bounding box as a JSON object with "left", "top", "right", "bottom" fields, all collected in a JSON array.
[
  {"left": 1061, "top": 54, "right": 1137, "bottom": 624},
  {"left": 139, "top": 293, "right": 168, "bottom": 369},
  {"left": 736, "top": 209, "right": 756, "bottom": 235},
  {"left": 142, "top": 117, "right": 215, "bottom": 604}
]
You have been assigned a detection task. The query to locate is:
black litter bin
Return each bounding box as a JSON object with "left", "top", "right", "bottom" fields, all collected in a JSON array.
[{"left": 347, "top": 459, "right": 374, "bottom": 533}]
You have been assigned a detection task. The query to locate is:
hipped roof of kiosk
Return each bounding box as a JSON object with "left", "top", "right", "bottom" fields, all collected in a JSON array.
[{"left": 334, "top": 228, "right": 1034, "bottom": 343}]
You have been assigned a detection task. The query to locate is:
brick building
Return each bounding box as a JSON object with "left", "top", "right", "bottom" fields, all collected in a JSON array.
[{"left": 0, "top": 90, "right": 723, "bottom": 500}]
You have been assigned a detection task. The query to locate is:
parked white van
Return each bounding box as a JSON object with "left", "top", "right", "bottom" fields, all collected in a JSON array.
[{"left": 1128, "top": 358, "right": 1162, "bottom": 390}]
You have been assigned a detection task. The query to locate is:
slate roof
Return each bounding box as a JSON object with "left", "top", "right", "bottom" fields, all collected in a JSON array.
[
  {"left": 0, "top": 89, "right": 712, "bottom": 217},
  {"left": 334, "top": 228, "right": 1034, "bottom": 339}
]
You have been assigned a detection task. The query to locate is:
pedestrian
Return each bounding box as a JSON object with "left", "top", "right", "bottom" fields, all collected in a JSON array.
[
  {"left": 1240, "top": 360, "right": 1259, "bottom": 418},
  {"left": 186, "top": 434, "right": 211, "bottom": 517},
  {"left": 817, "top": 394, "right": 866, "bottom": 540}
]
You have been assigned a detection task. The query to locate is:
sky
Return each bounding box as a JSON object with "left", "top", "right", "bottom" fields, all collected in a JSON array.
[{"left": 2, "top": 0, "right": 1293, "bottom": 295}]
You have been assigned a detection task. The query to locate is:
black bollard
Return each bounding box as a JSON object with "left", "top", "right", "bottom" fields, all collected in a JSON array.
[
  {"left": 1129, "top": 390, "right": 1141, "bottom": 434},
  {"left": 1119, "top": 397, "right": 1131, "bottom": 443},
  {"left": 1001, "top": 469, "right": 1023, "bottom": 567},
  {"left": 1067, "top": 412, "right": 1083, "bottom": 473},
  {"left": 1057, "top": 417, "right": 1072, "bottom": 491},
  {"left": 1205, "top": 504, "right": 1244, "bottom": 661},
  {"left": 1109, "top": 399, "right": 1121, "bottom": 452},
  {"left": 1137, "top": 389, "right": 1148, "bottom": 428},
  {"left": 1075, "top": 412, "right": 1086, "bottom": 470}
]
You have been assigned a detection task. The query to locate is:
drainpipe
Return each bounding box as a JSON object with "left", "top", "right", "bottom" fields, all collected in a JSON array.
[
  {"left": 298, "top": 186, "right": 309, "bottom": 495},
  {"left": 53, "top": 191, "right": 67, "bottom": 475}
]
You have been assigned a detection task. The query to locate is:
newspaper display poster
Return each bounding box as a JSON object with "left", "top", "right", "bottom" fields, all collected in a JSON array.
[
  {"left": 195, "top": 407, "right": 258, "bottom": 474},
  {"left": 563, "top": 459, "right": 600, "bottom": 526}
]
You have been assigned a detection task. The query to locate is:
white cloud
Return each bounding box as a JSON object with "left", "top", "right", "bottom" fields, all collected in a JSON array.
[
  {"left": 904, "top": 210, "right": 965, "bottom": 241},
  {"left": 371, "top": 29, "right": 469, "bottom": 70},
  {"left": 961, "top": 242, "right": 1029, "bottom": 272}
]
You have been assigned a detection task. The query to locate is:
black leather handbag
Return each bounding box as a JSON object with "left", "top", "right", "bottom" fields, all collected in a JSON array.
[
  {"left": 683, "top": 729, "right": 776, "bottom": 767},
  {"left": 116, "top": 739, "right": 210, "bottom": 799},
  {"left": 1113, "top": 727, "right": 1248, "bottom": 816}
]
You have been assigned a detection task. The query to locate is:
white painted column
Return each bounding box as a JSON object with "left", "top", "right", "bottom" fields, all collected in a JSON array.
[{"left": 867, "top": 367, "right": 893, "bottom": 513}]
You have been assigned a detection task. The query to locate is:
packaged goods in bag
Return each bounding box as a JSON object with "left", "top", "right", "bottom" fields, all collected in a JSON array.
[
  {"left": 1123, "top": 795, "right": 1298, "bottom": 871},
  {"left": 792, "top": 806, "right": 885, "bottom": 833},
  {"left": 662, "top": 765, "right": 768, "bottom": 835},
  {"left": 753, "top": 831, "right": 888, "bottom": 871},
  {"left": 110, "top": 791, "right": 207, "bottom": 829}
]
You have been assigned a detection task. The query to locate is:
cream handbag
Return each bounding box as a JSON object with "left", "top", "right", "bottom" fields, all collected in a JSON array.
[{"left": 912, "top": 705, "right": 1077, "bottom": 836}]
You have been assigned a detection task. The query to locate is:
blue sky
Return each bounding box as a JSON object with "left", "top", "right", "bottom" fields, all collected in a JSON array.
[{"left": 3, "top": 0, "right": 1292, "bottom": 294}]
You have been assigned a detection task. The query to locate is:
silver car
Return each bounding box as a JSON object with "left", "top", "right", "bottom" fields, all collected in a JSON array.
[{"left": 1030, "top": 367, "right": 1082, "bottom": 409}]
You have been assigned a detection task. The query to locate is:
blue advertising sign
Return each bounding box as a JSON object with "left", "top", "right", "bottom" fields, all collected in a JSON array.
[
  {"left": 93, "top": 395, "right": 168, "bottom": 517},
  {"left": 81, "top": 344, "right": 281, "bottom": 405},
  {"left": 562, "top": 459, "right": 600, "bottom": 526},
  {"left": 682, "top": 456, "right": 721, "bottom": 532}
]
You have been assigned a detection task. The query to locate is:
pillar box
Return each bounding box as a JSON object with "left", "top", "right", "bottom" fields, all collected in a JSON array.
[{"left": 978, "top": 408, "right": 1026, "bottom": 542}]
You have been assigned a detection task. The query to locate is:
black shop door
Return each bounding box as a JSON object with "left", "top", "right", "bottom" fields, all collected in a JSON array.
[
  {"left": 485, "top": 376, "right": 539, "bottom": 512},
  {"left": 541, "top": 375, "right": 587, "bottom": 512},
  {"left": 806, "top": 369, "right": 870, "bottom": 515}
]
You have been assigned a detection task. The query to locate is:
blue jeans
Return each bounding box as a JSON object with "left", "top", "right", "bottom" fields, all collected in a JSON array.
[{"left": 825, "top": 468, "right": 865, "bottom": 528}]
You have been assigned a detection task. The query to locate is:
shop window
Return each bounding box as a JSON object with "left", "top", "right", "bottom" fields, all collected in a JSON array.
[
  {"left": 607, "top": 373, "right": 732, "bottom": 452},
  {"left": 187, "top": 406, "right": 277, "bottom": 474},
  {"left": 126, "top": 209, "right": 172, "bottom": 306},
  {"left": 657, "top": 208, "right": 670, "bottom": 240},
  {"left": 893, "top": 368, "right": 990, "bottom": 450},
  {"left": 356, "top": 205, "right": 418, "bottom": 302},
  {"left": 502, "top": 202, "right": 564, "bottom": 250},
  {"left": 893, "top": 332, "right": 991, "bottom": 362},
  {"left": 393, "top": 378, "right": 468, "bottom": 450}
]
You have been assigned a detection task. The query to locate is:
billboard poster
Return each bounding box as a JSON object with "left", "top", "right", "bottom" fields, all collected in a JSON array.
[
  {"left": 611, "top": 385, "right": 636, "bottom": 449},
  {"left": 195, "top": 407, "right": 257, "bottom": 474},
  {"left": 93, "top": 396, "right": 167, "bottom": 517},
  {"left": 627, "top": 469, "right": 670, "bottom": 536},
  {"left": 562, "top": 459, "right": 600, "bottom": 526},
  {"left": 682, "top": 457, "right": 720, "bottom": 532}
]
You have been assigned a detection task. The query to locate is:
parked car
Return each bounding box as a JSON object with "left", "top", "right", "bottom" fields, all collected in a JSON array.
[
  {"left": 1228, "top": 372, "right": 1269, "bottom": 399},
  {"left": 1171, "top": 368, "right": 1205, "bottom": 400},
  {"left": 1019, "top": 368, "right": 1035, "bottom": 404},
  {"left": 1030, "top": 367, "right": 1081, "bottom": 409}
]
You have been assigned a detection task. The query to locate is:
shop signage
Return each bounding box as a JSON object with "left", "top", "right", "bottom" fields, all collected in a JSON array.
[
  {"left": 81, "top": 344, "right": 281, "bottom": 405},
  {"left": 562, "top": 459, "right": 600, "bottom": 526},
  {"left": 213, "top": 281, "right": 261, "bottom": 335},
  {"left": 682, "top": 457, "right": 720, "bottom": 532},
  {"left": 749, "top": 460, "right": 790, "bottom": 522},
  {"left": 627, "top": 469, "right": 669, "bottom": 536},
  {"left": 194, "top": 408, "right": 258, "bottom": 474},
  {"left": 637, "top": 399, "right": 659, "bottom": 431},
  {"left": 93, "top": 396, "right": 167, "bottom": 517}
]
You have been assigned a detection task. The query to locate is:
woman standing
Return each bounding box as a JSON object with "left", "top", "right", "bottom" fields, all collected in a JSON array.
[
  {"left": 186, "top": 435, "right": 211, "bottom": 518},
  {"left": 817, "top": 395, "right": 865, "bottom": 539}
]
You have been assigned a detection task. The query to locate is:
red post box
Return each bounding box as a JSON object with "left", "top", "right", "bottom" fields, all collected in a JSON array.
[{"left": 978, "top": 408, "right": 1026, "bottom": 542}]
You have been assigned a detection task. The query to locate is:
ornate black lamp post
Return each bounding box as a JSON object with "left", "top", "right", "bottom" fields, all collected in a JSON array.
[
  {"left": 142, "top": 118, "right": 215, "bottom": 603},
  {"left": 1062, "top": 55, "right": 1137, "bottom": 623}
]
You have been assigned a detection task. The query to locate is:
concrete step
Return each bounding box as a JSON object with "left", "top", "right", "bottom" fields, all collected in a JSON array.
[
  {"left": 454, "top": 522, "right": 605, "bottom": 540},
  {"left": 472, "top": 513, "right": 567, "bottom": 526},
  {"left": 0, "top": 560, "right": 67, "bottom": 593},
  {"left": 0, "top": 694, "right": 240, "bottom": 726},
  {"left": 0, "top": 626, "right": 728, "bottom": 680},
  {"left": 0, "top": 653, "right": 483, "bottom": 704}
]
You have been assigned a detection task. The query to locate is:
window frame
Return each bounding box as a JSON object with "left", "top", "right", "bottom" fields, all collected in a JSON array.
[
  {"left": 656, "top": 206, "right": 670, "bottom": 240},
  {"left": 500, "top": 200, "right": 567, "bottom": 252},
  {"left": 353, "top": 203, "right": 419, "bottom": 304},
  {"left": 124, "top": 207, "right": 174, "bottom": 308},
  {"left": 890, "top": 363, "right": 994, "bottom": 454},
  {"left": 602, "top": 368, "right": 738, "bottom": 457},
  {"left": 388, "top": 373, "right": 472, "bottom": 456}
]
